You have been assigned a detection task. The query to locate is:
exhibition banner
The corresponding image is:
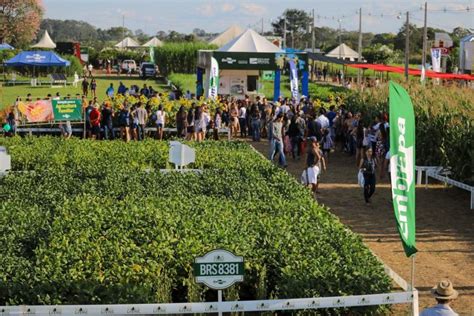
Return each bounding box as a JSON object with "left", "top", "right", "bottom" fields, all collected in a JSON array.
[
  {"left": 389, "top": 81, "right": 417, "bottom": 258},
  {"left": 52, "top": 99, "right": 82, "bottom": 121},
  {"left": 208, "top": 57, "right": 219, "bottom": 99},
  {"left": 289, "top": 59, "right": 299, "bottom": 102},
  {"left": 17, "top": 100, "right": 54, "bottom": 123}
]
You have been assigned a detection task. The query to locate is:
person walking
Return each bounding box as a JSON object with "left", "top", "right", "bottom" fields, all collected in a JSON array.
[
  {"left": 269, "top": 113, "right": 287, "bottom": 168},
  {"left": 239, "top": 103, "right": 247, "bottom": 138},
  {"left": 421, "top": 280, "right": 459, "bottom": 316},
  {"left": 89, "top": 104, "right": 101, "bottom": 140},
  {"left": 250, "top": 103, "right": 261, "bottom": 142},
  {"left": 118, "top": 104, "right": 131, "bottom": 142},
  {"left": 287, "top": 115, "right": 302, "bottom": 160},
  {"left": 213, "top": 108, "right": 222, "bottom": 140},
  {"left": 101, "top": 102, "right": 114, "bottom": 140},
  {"left": 81, "top": 77, "right": 89, "bottom": 97},
  {"left": 134, "top": 102, "right": 148, "bottom": 141},
  {"left": 155, "top": 105, "right": 166, "bottom": 140},
  {"left": 359, "top": 147, "right": 377, "bottom": 204},
  {"left": 90, "top": 78, "right": 97, "bottom": 98},
  {"left": 303, "top": 136, "right": 326, "bottom": 197},
  {"left": 176, "top": 105, "right": 187, "bottom": 138}
]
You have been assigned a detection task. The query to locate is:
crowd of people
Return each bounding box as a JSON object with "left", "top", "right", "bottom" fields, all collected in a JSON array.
[{"left": 3, "top": 79, "right": 395, "bottom": 203}]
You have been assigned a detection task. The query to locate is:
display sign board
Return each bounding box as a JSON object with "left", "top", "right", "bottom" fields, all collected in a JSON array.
[
  {"left": 262, "top": 71, "right": 275, "bottom": 81},
  {"left": 52, "top": 99, "right": 82, "bottom": 121},
  {"left": 193, "top": 249, "right": 244, "bottom": 290},
  {"left": 213, "top": 52, "right": 277, "bottom": 70}
]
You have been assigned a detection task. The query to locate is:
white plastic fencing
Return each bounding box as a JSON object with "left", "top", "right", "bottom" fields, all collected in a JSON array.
[
  {"left": 0, "top": 291, "right": 417, "bottom": 315},
  {"left": 416, "top": 165, "right": 474, "bottom": 209}
]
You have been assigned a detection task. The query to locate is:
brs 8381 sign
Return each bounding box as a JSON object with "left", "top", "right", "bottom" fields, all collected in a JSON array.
[{"left": 193, "top": 249, "right": 244, "bottom": 290}]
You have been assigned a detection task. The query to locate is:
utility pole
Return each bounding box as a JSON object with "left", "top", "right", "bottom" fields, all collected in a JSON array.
[
  {"left": 338, "top": 19, "right": 342, "bottom": 59},
  {"left": 122, "top": 15, "right": 125, "bottom": 49},
  {"left": 312, "top": 9, "right": 315, "bottom": 53},
  {"left": 291, "top": 30, "right": 294, "bottom": 48},
  {"left": 421, "top": 2, "right": 428, "bottom": 83},
  {"left": 283, "top": 17, "right": 287, "bottom": 49},
  {"left": 404, "top": 11, "right": 409, "bottom": 82},
  {"left": 357, "top": 8, "right": 362, "bottom": 87},
  {"left": 261, "top": 18, "right": 264, "bottom": 35}
]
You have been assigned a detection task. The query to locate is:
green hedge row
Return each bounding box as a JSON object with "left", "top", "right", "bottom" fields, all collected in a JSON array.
[{"left": 0, "top": 137, "right": 390, "bottom": 314}]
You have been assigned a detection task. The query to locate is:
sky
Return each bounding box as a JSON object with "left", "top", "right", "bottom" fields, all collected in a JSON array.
[{"left": 43, "top": 0, "right": 474, "bottom": 35}]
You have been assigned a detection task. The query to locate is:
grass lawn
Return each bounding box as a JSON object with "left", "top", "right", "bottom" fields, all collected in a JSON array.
[{"left": 0, "top": 76, "right": 168, "bottom": 110}]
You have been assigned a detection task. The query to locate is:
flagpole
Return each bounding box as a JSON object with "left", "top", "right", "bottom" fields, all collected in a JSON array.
[{"left": 411, "top": 254, "right": 419, "bottom": 316}]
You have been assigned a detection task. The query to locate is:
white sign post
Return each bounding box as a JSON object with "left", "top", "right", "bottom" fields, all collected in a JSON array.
[
  {"left": 0, "top": 147, "right": 11, "bottom": 176},
  {"left": 193, "top": 249, "right": 244, "bottom": 316}
]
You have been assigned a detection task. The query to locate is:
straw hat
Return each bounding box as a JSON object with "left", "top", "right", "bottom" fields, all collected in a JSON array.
[{"left": 431, "top": 280, "right": 458, "bottom": 300}]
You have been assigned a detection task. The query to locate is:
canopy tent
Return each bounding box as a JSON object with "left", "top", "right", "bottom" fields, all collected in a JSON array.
[
  {"left": 0, "top": 43, "right": 14, "bottom": 50},
  {"left": 31, "top": 30, "right": 56, "bottom": 49},
  {"left": 5, "top": 51, "right": 70, "bottom": 67},
  {"left": 142, "top": 37, "right": 163, "bottom": 47},
  {"left": 460, "top": 34, "right": 474, "bottom": 73},
  {"left": 326, "top": 43, "right": 361, "bottom": 61},
  {"left": 307, "top": 52, "right": 357, "bottom": 65},
  {"left": 115, "top": 37, "right": 140, "bottom": 49},
  {"left": 218, "top": 29, "right": 283, "bottom": 53},
  {"left": 348, "top": 63, "right": 474, "bottom": 80},
  {"left": 209, "top": 25, "right": 244, "bottom": 47}
]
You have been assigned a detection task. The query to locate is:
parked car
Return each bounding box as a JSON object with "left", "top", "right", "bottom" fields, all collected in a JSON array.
[
  {"left": 139, "top": 62, "right": 158, "bottom": 78},
  {"left": 121, "top": 60, "right": 137, "bottom": 73}
]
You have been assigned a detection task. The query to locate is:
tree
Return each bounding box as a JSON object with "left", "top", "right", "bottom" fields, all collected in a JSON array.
[
  {"left": 0, "top": 0, "right": 43, "bottom": 47},
  {"left": 272, "top": 9, "right": 312, "bottom": 49},
  {"left": 134, "top": 29, "right": 149, "bottom": 43},
  {"left": 371, "top": 33, "right": 396, "bottom": 47},
  {"left": 40, "top": 19, "right": 98, "bottom": 43}
]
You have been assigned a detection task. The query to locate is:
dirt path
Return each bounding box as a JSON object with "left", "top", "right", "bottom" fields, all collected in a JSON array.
[{"left": 251, "top": 139, "right": 474, "bottom": 315}]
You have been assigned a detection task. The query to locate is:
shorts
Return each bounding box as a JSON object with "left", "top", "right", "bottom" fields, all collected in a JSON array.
[
  {"left": 156, "top": 123, "right": 163, "bottom": 128},
  {"left": 306, "top": 166, "right": 320, "bottom": 185},
  {"left": 187, "top": 126, "right": 194, "bottom": 133}
]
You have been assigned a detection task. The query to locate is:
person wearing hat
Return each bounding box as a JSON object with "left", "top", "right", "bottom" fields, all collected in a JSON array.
[{"left": 421, "top": 279, "right": 459, "bottom": 316}]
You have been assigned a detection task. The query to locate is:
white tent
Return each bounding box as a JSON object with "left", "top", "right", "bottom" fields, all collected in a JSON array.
[
  {"left": 31, "top": 30, "right": 56, "bottom": 49},
  {"left": 326, "top": 43, "right": 360, "bottom": 61},
  {"left": 218, "top": 29, "right": 283, "bottom": 53},
  {"left": 115, "top": 37, "right": 140, "bottom": 49},
  {"left": 209, "top": 25, "right": 244, "bottom": 47},
  {"left": 142, "top": 37, "right": 163, "bottom": 47}
]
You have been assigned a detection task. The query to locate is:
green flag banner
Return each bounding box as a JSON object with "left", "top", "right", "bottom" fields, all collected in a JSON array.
[
  {"left": 52, "top": 99, "right": 82, "bottom": 121},
  {"left": 389, "top": 81, "right": 417, "bottom": 257}
]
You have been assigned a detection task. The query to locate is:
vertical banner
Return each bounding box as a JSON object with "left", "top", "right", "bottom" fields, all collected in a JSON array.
[
  {"left": 208, "top": 57, "right": 219, "bottom": 100},
  {"left": 389, "top": 81, "right": 417, "bottom": 258},
  {"left": 431, "top": 48, "right": 442, "bottom": 72},
  {"left": 289, "top": 60, "right": 299, "bottom": 102},
  {"left": 149, "top": 46, "right": 155, "bottom": 64}
]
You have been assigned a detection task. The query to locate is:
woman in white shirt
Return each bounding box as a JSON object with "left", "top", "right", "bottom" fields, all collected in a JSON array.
[{"left": 155, "top": 105, "right": 166, "bottom": 140}]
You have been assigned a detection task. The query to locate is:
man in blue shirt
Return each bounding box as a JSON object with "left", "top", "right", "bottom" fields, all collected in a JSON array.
[
  {"left": 106, "top": 83, "right": 114, "bottom": 98},
  {"left": 117, "top": 82, "right": 127, "bottom": 95},
  {"left": 421, "top": 280, "right": 458, "bottom": 316}
]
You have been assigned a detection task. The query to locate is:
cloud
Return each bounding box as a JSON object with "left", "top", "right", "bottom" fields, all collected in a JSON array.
[
  {"left": 240, "top": 3, "right": 267, "bottom": 16},
  {"left": 196, "top": 3, "right": 215, "bottom": 17},
  {"left": 221, "top": 3, "right": 236, "bottom": 13}
]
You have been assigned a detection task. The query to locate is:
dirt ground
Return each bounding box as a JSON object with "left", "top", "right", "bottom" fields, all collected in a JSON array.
[{"left": 251, "top": 139, "right": 474, "bottom": 315}]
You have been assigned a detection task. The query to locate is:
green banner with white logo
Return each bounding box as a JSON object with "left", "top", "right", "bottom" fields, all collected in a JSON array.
[
  {"left": 389, "top": 81, "right": 417, "bottom": 257},
  {"left": 52, "top": 99, "right": 82, "bottom": 121}
]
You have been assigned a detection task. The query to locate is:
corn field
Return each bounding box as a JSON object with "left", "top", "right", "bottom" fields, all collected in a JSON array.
[
  {"left": 154, "top": 43, "right": 217, "bottom": 75},
  {"left": 345, "top": 83, "right": 474, "bottom": 184}
]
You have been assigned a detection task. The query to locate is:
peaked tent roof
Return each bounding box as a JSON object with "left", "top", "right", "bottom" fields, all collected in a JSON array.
[
  {"left": 115, "top": 37, "right": 140, "bottom": 48},
  {"left": 142, "top": 37, "right": 163, "bottom": 47},
  {"left": 5, "top": 51, "right": 70, "bottom": 67},
  {"left": 31, "top": 30, "right": 56, "bottom": 49},
  {"left": 326, "top": 43, "right": 360, "bottom": 59},
  {"left": 209, "top": 25, "right": 244, "bottom": 47},
  {"left": 218, "top": 29, "right": 283, "bottom": 53}
]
